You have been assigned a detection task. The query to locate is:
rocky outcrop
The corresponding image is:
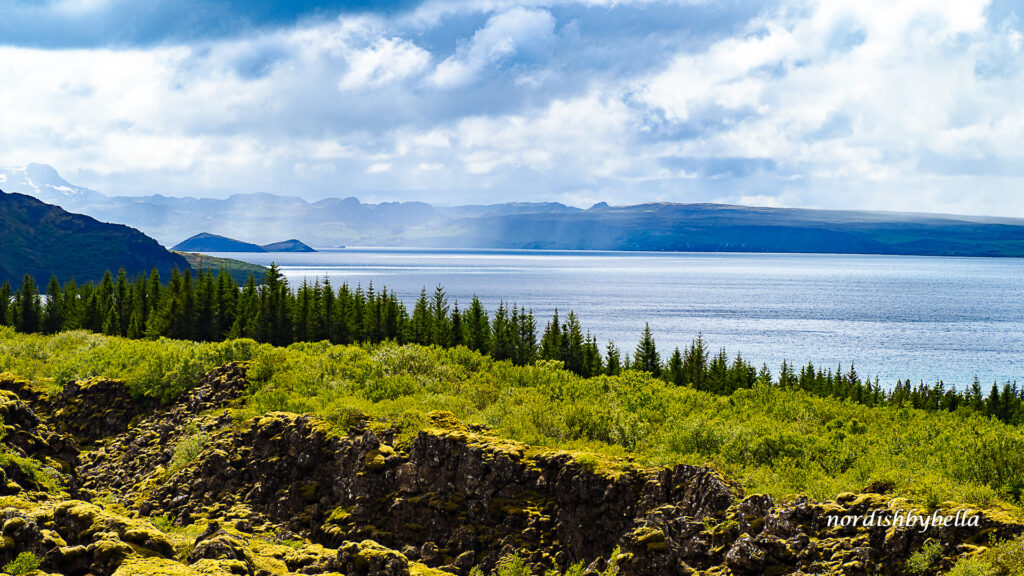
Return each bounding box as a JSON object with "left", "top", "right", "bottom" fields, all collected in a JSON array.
[
  {"left": 0, "top": 389, "right": 79, "bottom": 494},
  {"left": 51, "top": 378, "right": 146, "bottom": 445},
  {"left": 0, "top": 363, "right": 1021, "bottom": 576}
]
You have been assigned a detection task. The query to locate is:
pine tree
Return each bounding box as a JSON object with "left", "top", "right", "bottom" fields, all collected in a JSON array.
[
  {"left": 633, "top": 323, "right": 661, "bottom": 376},
  {"left": 682, "top": 335, "right": 707, "bottom": 390},
  {"left": 102, "top": 302, "right": 120, "bottom": 336},
  {"left": 465, "top": 296, "right": 490, "bottom": 354},
  {"left": 605, "top": 341, "right": 621, "bottom": 376},
  {"left": 411, "top": 287, "right": 432, "bottom": 345},
  {"left": 512, "top": 306, "right": 537, "bottom": 366},
  {"left": 582, "top": 334, "right": 603, "bottom": 377},
  {"left": 115, "top": 268, "right": 129, "bottom": 335},
  {"left": 450, "top": 301, "right": 464, "bottom": 347},
  {"left": 0, "top": 281, "right": 11, "bottom": 326},
  {"left": 666, "top": 348, "right": 684, "bottom": 386},
  {"left": 61, "top": 278, "right": 80, "bottom": 331},
  {"left": 490, "top": 302, "right": 514, "bottom": 361},
  {"left": 540, "top": 309, "right": 562, "bottom": 361},
  {"left": 320, "top": 276, "right": 335, "bottom": 342},
  {"left": 14, "top": 275, "right": 41, "bottom": 333},
  {"left": 969, "top": 376, "right": 984, "bottom": 412},
  {"left": 561, "top": 311, "right": 585, "bottom": 374},
  {"left": 429, "top": 285, "right": 451, "bottom": 347},
  {"left": 42, "top": 275, "right": 63, "bottom": 334}
]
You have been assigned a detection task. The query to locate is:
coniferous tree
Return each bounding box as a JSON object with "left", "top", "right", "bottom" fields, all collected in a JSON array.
[
  {"left": 490, "top": 302, "right": 514, "bottom": 361},
  {"left": 450, "top": 301, "right": 464, "bottom": 347},
  {"left": 540, "top": 309, "right": 562, "bottom": 361},
  {"left": 42, "top": 275, "right": 63, "bottom": 334},
  {"left": 320, "top": 277, "right": 335, "bottom": 342},
  {"left": 682, "top": 335, "right": 707, "bottom": 390},
  {"left": 14, "top": 275, "right": 41, "bottom": 333},
  {"left": 465, "top": 296, "right": 490, "bottom": 354},
  {"left": 707, "top": 349, "right": 729, "bottom": 394},
  {"left": 115, "top": 268, "right": 129, "bottom": 335},
  {"left": 512, "top": 306, "right": 537, "bottom": 366},
  {"left": 634, "top": 323, "right": 660, "bottom": 376},
  {"left": 582, "top": 334, "right": 603, "bottom": 377},
  {"left": 605, "top": 341, "right": 621, "bottom": 376},
  {"left": 411, "top": 287, "right": 431, "bottom": 345},
  {"left": 102, "top": 302, "right": 120, "bottom": 336},
  {"left": 561, "top": 311, "right": 586, "bottom": 374},
  {"left": 666, "top": 348, "right": 684, "bottom": 386},
  {"left": 61, "top": 278, "right": 81, "bottom": 330},
  {"left": 0, "top": 281, "right": 11, "bottom": 326},
  {"left": 969, "top": 377, "right": 984, "bottom": 412},
  {"left": 430, "top": 285, "right": 450, "bottom": 347}
]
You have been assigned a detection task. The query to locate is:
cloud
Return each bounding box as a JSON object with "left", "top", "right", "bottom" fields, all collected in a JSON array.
[
  {"left": 430, "top": 7, "right": 556, "bottom": 88},
  {"left": 339, "top": 37, "right": 431, "bottom": 90},
  {"left": 2, "top": 0, "right": 1024, "bottom": 215}
]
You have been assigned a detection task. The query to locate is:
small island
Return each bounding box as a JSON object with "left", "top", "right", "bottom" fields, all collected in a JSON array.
[{"left": 173, "top": 232, "right": 316, "bottom": 253}]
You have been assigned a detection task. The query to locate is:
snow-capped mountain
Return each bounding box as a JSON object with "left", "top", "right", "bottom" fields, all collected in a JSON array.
[{"left": 0, "top": 163, "right": 102, "bottom": 208}]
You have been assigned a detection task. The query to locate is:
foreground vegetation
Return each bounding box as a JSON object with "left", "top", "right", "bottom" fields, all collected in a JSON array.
[{"left": 2, "top": 327, "right": 1022, "bottom": 516}]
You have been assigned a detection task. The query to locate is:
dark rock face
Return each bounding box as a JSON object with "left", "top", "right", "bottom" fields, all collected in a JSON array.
[{"left": 123, "top": 411, "right": 736, "bottom": 574}]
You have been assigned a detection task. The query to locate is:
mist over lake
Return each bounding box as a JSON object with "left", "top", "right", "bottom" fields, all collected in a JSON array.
[{"left": 207, "top": 248, "right": 1024, "bottom": 389}]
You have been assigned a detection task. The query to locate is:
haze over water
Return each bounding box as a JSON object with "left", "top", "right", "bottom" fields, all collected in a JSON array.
[{"left": 211, "top": 248, "right": 1024, "bottom": 389}]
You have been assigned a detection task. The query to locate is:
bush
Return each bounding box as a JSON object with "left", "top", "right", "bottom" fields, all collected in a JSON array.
[
  {"left": 906, "top": 540, "right": 945, "bottom": 575},
  {"left": 3, "top": 552, "right": 41, "bottom": 575},
  {"left": 949, "top": 535, "right": 1024, "bottom": 576}
]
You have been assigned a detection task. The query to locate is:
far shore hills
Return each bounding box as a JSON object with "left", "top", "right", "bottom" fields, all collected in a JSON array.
[{"left": 6, "top": 163, "right": 1024, "bottom": 259}]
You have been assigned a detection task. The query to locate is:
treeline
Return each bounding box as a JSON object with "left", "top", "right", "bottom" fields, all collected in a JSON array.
[{"left": 1, "top": 266, "right": 1022, "bottom": 425}]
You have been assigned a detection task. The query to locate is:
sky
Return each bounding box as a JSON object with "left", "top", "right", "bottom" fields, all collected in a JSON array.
[{"left": 1, "top": 0, "right": 1023, "bottom": 214}]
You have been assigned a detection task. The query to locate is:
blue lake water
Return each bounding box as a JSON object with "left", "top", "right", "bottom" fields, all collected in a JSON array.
[{"left": 208, "top": 248, "right": 1024, "bottom": 389}]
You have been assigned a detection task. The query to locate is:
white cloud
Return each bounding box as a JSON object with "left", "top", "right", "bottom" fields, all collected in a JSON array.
[
  {"left": 338, "top": 37, "right": 431, "bottom": 90},
  {"left": 430, "top": 7, "right": 556, "bottom": 88},
  {"left": 3, "top": 0, "right": 1024, "bottom": 213}
]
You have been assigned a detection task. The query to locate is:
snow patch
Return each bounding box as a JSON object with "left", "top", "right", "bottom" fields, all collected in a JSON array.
[{"left": 53, "top": 185, "right": 82, "bottom": 196}]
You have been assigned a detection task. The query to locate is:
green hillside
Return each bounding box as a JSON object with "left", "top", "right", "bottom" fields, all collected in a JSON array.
[{"left": 0, "top": 190, "right": 187, "bottom": 285}]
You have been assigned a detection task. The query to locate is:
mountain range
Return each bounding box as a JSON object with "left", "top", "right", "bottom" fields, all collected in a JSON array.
[{"left": 7, "top": 163, "right": 1024, "bottom": 257}]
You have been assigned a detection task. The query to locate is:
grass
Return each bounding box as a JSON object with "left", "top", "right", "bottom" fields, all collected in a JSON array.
[{"left": 2, "top": 328, "right": 1023, "bottom": 514}]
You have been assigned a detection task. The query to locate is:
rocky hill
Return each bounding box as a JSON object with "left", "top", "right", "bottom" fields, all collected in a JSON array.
[
  {"left": 0, "top": 364, "right": 1019, "bottom": 576},
  {"left": 261, "top": 239, "right": 316, "bottom": 252},
  {"left": 0, "top": 190, "right": 188, "bottom": 285},
  {"left": 172, "top": 233, "right": 267, "bottom": 253},
  {"left": 172, "top": 233, "right": 317, "bottom": 254}
]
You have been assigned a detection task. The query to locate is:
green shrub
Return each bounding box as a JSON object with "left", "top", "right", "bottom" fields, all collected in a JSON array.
[
  {"left": 905, "top": 540, "right": 945, "bottom": 575},
  {"left": 495, "top": 553, "right": 532, "bottom": 576},
  {"left": 166, "top": 426, "right": 207, "bottom": 476},
  {"left": 3, "top": 551, "right": 41, "bottom": 575},
  {"left": 949, "top": 536, "right": 1024, "bottom": 576}
]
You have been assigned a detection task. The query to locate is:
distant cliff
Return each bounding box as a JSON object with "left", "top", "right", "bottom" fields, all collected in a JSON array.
[{"left": 0, "top": 189, "right": 188, "bottom": 285}]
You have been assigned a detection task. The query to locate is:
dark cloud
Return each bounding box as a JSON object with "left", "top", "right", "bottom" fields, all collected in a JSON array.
[{"left": 0, "top": 0, "right": 424, "bottom": 48}]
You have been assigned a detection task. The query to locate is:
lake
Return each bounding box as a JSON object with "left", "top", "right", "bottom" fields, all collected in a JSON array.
[{"left": 207, "top": 248, "right": 1024, "bottom": 389}]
